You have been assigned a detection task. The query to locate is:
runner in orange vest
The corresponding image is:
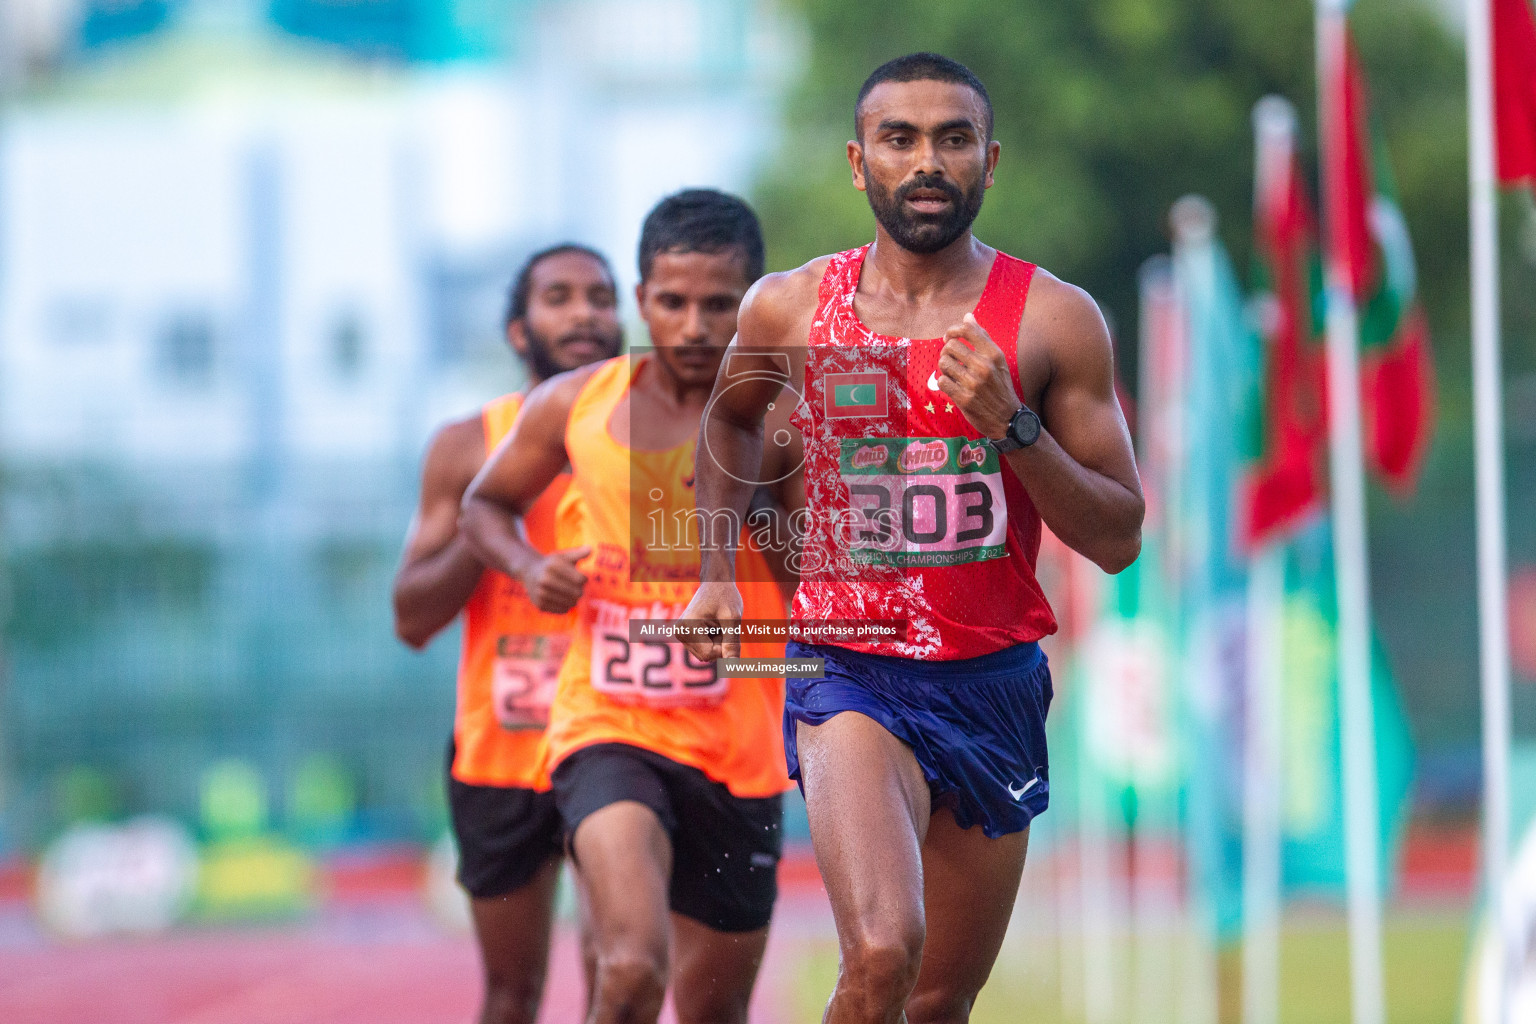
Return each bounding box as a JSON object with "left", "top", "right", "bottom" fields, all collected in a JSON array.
[
  {"left": 393, "top": 245, "right": 623, "bottom": 1024},
  {"left": 461, "top": 191, "right": 800, "bottom": 1024}
]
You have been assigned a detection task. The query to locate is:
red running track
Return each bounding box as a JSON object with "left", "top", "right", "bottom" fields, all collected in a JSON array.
[
  {"left": 0, "top": 914, "right": 823, "bottom": 1024},
  {"left": 0, "top": 852, "right": 836, "bottom": 1024}
]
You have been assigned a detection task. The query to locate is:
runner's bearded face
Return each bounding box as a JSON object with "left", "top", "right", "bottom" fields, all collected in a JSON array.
[
  {"left": 636, "top": 249, "right": 751, "bottom": 389},
  {"left": 514, "top": 251, "right": 623, "bottom": 380},
  {"left": 856, "top": 80, "right": 991, "bottom": 254}
]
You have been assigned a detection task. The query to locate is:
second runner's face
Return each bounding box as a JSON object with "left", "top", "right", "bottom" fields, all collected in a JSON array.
[
  {"left": 512, "top": 251, "right": 623, "bottom": 378},
  {"left": 635, "top": 249, "right": 752, "bottom": 389},
  {"left": 851, "top": 79, "right": 998, "bottom": 254}
]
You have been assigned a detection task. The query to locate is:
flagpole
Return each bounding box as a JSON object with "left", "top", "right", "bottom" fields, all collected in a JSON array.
[
  {"left": 1466, "top": 0, "right": 1512, "bottom": 1020},
  {"left": 1078, "top": 681, "right": 1119, "bottom": 1024},
  {"left": 1137, "top": 254, "right": 1185, "bottom": 1024},
  {"left": 1241, "top": 544, "right": 1284, "bottom": 1024},
  {"left": 1169, "top": 195, "right": 1222, "bottom": 1024},
  {"left": 1315, "top": 7, "right": 1386, "bottom": 1024},
  {"left": 1240, "top": 95, "right": 1297, "bottom": 1024}
]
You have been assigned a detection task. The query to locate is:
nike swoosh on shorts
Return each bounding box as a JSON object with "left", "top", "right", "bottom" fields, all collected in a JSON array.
[
  {"left": 1007, "top": 777, "right": 1041, "bottom": 801},
  {"left": 927, "top": 371, "right": 941, "bottom": 391}
]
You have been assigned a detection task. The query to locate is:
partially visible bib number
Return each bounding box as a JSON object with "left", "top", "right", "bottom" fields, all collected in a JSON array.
[
  {"left": 839, "top": 437, "right": 1009, "bottom": 567},
  {"left": 493, "top": 633, "right": 570, "bottom": 730},
  {"left": 588, "top": 599, "right": 729, "bottom": 707}
]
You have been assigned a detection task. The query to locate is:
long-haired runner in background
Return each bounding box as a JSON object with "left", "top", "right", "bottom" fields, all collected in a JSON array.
[
  {"left": 460, "top": 190, "right": 801, "bottom": 1024},
  {"left": 392, "top": 245, "right": 623, "bottom": 1024},
  {"left": 683, "top": 54, "right": 1145, "bottom": 1023}
]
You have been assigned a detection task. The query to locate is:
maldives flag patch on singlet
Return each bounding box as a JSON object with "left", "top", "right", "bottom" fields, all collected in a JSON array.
[{"left": 825, "top": 371, "right": 889, "bottom": 418}]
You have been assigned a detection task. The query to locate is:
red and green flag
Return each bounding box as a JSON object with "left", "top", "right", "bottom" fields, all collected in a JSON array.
[
  {"left": 824, "top": 372, "right": 889, "bottom": 419},
  {"left": 1244, "top": 98, "right": 1328, "bottom": 549},
  {"left": 1494, "top": 0, "right": 1536, "bottom": 188},
  {"left": 1320, "top": 24, "right": 1436, "bottom": 492}
]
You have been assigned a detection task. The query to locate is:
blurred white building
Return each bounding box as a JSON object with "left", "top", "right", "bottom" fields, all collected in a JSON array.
[
  {"left": 0, "top": 0, "right": 801, "bottom": 849},
  {"left": 0, "top": 0, "right": 798, "bottom": 533}
]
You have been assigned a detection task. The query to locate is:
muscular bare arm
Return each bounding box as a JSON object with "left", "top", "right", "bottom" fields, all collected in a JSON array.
[
  {"left": 1022, "top": 278, "right": 1143, "bottom": 571},
  {"left": 695, "top": 266, "right": 819, "bottom": 581},
  {"left": 764, "top": 389, "right": 807, "bottom": 517},
  {"left": 750, "top": 392, "right": 807, "bottom": 604},
  {"left": 935, "top": 273, "right": 1144, "bottom": 573},
  {"left": 685, "top": 262, "right": 822, "bottom": 658},
  {"left": 392, "top": 416, "right": 487, "bottom": 650},
  {"left": 459, "top": 368, "right": 597, "bottom": 614}
]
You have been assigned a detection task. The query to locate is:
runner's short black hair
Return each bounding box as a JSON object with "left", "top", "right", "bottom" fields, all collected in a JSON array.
[
  {"left": 504, "top": 243, "right": 614, "bottom": 329},
  {"left": 855, "top": 52, "right": 994, "bottom": 141},
  {"left": 638, "top": 189, "right": 765, "bottom": 285}
]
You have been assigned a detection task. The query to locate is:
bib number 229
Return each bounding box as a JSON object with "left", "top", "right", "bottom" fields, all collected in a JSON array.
[{"left": 589, "top": 601, "right": 729, "bottom": 707}]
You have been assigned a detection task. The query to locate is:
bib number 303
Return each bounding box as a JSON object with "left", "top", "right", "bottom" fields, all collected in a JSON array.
[
  {"left": 588, "top": 600, "right": 729, "bottom": 707},
  {"left": 838, "top": 436, "right": 1009, "bottom": 567}
]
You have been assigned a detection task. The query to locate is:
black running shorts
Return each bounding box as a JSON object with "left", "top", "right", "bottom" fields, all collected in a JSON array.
[
  {"left": 446, "top": 742, "right": 564, "bottom": 899},
  {"left": 551, "top": 742, "right": 782, "bottom": 933}
]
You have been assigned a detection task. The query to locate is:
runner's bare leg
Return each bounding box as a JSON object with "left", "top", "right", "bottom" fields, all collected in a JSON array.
[
  {"left": 572, "top": 801, "right": 673, "bottom": 1024},
  {"left": 798, "top": 713, "right": 931, "bottom": 1023},
  {"left": 469, "top": 857, "right": 561, "bottom": 1024},
  {"left": 576, "top": 871, "right": 600, "bottom": 1006},
  {"left": 670, "top": 915, "right": 770, "bottom": 1024},
  {"left": 905, "top": 813, "right": 1028, "bottom": 1024}
]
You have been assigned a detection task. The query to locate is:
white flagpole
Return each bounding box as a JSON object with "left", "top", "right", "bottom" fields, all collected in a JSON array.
[
  {"left": 1466, "top": 0, "right": 1512, "bottom": 1020},
  {"left": 1315, "top": 6, "right": 1386, "bottom": 1024},
  {"left": 1169, "top": 196, "right": 1221, "bottom": 1024},
  {"left": 1240, "top": 95, "right": 1297, "bottom": 1024},
  {"left": 1241, "top": 545, "right": 1285, "bottom": 1024},
  {"left": 1136, "top": 255, "right": 1182, "bottom": 1024},
  {"left": 1078, "top": 708, "right": 1118, "bottom": 1024}
]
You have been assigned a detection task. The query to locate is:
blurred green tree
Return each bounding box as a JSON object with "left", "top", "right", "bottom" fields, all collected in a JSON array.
[{"left": 754, "top": 0, "right": 1470, "bottom": 380}]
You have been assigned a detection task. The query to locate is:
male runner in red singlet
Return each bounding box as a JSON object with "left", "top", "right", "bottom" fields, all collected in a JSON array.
[
  {"left": 460, "top": 191, "right": 798, "bottom": 1024},
  {"left": 393, "top": 245, "right": 622, "bottom": 1024},
  {"left": 683, "top": 54, "right": 1145, "bottom": 1023}
]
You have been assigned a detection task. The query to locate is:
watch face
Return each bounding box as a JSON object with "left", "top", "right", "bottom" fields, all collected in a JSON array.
[{"left": 1011, "top": 407, "right": 1041, "bottom": 446}]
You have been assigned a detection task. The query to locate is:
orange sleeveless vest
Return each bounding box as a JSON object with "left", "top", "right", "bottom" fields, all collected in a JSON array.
[
  {"left": 544, "top": 357, "right": 791, "bottom": 798},
  {"left": 451, "top": 394, "right": 576, "bottom": 790}
]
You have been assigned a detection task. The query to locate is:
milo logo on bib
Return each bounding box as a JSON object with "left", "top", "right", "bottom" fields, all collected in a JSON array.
[
  {"left": 850, "top": 443, "right": 889, "bottom": 470},
  {"left": 838, "top": 437, "right": 1009, "bottom": 567},
  {"left": 898, "top": 440, "right": 948, "bottom": 473}
]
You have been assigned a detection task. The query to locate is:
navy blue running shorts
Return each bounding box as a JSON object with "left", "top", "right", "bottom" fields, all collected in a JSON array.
[{"left": 783, "top": 640, "right": 1052, "bottom": 839}]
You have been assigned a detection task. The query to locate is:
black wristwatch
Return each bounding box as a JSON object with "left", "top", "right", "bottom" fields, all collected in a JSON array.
[{"left": 988, "top": 405, "right": 1042, "bottom": 453}]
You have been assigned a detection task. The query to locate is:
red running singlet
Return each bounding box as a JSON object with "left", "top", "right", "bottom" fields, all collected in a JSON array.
[{"left": 789, "top": 244, "right": 1059, "bottom": 660}]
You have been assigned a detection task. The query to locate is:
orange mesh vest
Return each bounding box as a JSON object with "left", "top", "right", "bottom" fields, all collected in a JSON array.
[
  {"left": 451, "top": 393, "right": 576, "bottom": 790},
  {"left": 545, "top": 356, "right": 790, "bottom": 798}
]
